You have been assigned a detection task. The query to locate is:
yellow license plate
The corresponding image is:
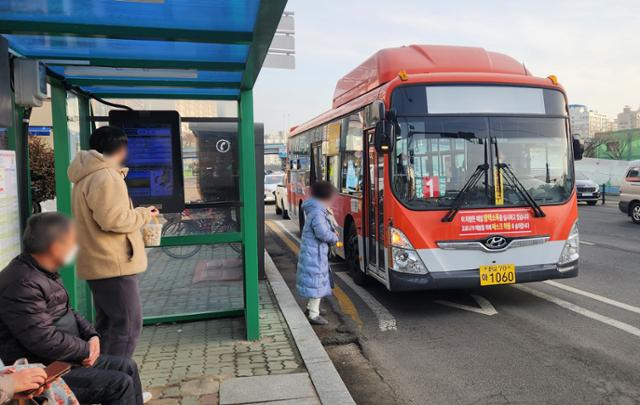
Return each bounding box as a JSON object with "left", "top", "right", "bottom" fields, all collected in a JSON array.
[{"left": 479, "top": 264, "right": 516, "bottom": 286}]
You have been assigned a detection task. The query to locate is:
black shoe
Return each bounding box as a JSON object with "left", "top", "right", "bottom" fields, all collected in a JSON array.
[{"left": 309, "top": 315, "right": 329, "bottom": 325}]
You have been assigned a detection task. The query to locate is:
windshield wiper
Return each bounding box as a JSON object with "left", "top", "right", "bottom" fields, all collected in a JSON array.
[
  {"left": 496, "top": 163, "right": 546, "bottom": 217},
  {"left": 441, "top": 163, "right": 489, "bottom": 222}
]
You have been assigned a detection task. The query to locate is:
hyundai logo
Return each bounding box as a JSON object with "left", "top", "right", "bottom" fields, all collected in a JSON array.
[{"left": 484, "top": 236, "right": 508, "bottom": 250}]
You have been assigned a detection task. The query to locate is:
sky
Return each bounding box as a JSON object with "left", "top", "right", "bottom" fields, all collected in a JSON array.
[{"left": 253, "top": 0, "right": 640, "bottom": 135}]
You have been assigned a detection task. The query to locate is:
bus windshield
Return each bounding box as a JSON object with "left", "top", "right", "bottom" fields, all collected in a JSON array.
[{"left": 392, "top": 116, "right": 573, "bottom": 210}]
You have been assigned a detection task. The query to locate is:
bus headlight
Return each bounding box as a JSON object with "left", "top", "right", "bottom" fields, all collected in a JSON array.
[
  {"left": 390, "top": 227, "right": 428, "bottom": 274},
  {"left": 558, "top": 222, "right": 579, "bottom": 267}
]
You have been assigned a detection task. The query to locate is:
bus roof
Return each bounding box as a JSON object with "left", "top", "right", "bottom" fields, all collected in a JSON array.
[{"left": 332, "top": 44, "right": 530, "bottom": 109}]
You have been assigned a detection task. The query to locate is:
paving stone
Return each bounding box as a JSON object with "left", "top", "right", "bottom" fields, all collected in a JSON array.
[
  {"left": 136, "top": 281, "right": 307, "bottom": 401},
  {"left": 149, "top": 399, "right": 180, "bottom": 405},
  {"left": 219, "top": 373, "right": 315, "bottom": 405},
  {"left": 179, "top": 396, "right": 199, "bottom": 405},
  {"left": 180, "top": 377, "right": 220, "bottom": 397},
  {"left": 198, "top": 394, "right": 218, "bottom": 405}
]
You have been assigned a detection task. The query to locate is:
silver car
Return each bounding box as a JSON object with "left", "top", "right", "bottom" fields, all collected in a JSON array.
[
  {"left": 576, "top": 171, "right": 600, "bottom": 205},
  {"left": 619, "top": 160, "right": 640, "bottom": 224}
]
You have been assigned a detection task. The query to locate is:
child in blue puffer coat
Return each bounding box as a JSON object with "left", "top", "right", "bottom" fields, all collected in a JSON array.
[{"left": 296, "top": 181, "right": 339, "bottom": 325}]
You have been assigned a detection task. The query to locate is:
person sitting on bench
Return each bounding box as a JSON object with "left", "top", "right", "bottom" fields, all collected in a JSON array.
[{"left": 0, "top": 213, "right": 144, "bottom": 405}]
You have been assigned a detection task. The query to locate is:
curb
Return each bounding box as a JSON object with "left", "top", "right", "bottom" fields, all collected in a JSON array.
[{"left": 264, "top": 251, "right": 356, "bottom": 405}]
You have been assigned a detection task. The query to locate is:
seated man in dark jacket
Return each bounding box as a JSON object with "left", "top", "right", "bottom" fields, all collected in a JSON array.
[{"left": 0, "top": 213, "right": 143, "bottom": 405}]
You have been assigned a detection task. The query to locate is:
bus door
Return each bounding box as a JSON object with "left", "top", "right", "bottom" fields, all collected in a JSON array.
[
  {"left": 365, "top": 130, "right": 386, "bottom": 280},
  {"left": 310, "top": 142, "right": 323, "bottom": 184}
]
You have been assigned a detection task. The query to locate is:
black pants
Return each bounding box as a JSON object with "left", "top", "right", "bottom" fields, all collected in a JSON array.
[
  {"left": 88, "top": 274, "right": 142, "bottom": 358},
  {"left": 64, "top": 354, "right": 143, "bottom": 405}
]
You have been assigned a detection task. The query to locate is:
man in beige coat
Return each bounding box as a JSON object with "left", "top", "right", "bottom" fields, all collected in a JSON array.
[{"left": 68, "top": 126, "right": 158, "bottom": 359}]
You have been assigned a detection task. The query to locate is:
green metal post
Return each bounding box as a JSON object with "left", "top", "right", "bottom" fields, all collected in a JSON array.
[
  {"left": 77, "top": 94, "right": 95, "bottom": 320},
  {"left": 6, "top": 101, "right": 31, "bottom": 235},
  {"left": 238, "top": 90, "right": 260, "bottom": 340},
  {"left": 51, "top": 83, "right": 78, "bottom": 308}
]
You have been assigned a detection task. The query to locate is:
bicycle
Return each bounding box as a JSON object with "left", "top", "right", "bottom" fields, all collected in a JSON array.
[{"left": 161, "top": 206, "right": 241, "bottom": 259}]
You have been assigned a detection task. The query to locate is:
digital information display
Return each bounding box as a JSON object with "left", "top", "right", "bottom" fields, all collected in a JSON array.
[{"left": 109, "top": 111, "right": 184, "bottom": 212}]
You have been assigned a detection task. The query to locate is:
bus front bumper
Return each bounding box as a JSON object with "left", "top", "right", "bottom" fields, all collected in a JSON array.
[{"left": 387, "top": 261, "right": 578, "bottom": 291}]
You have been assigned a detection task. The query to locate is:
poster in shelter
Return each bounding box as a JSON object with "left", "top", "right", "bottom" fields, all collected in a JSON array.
[{"left": 0, "top": 151, "right": 20, "bottom": 269}]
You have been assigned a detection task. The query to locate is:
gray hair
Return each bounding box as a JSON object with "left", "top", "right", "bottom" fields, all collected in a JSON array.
[{"left": 23, "top": 213, "right": 73, "bottom": 254}]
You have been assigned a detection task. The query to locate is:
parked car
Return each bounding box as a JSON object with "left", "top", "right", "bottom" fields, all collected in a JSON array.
[
  {"left": 264, "top": 173, "right": 284, "bottom": 204},
  {"left": 619, "top": 160, "right": 640, "bottom": 224},
  {"left": 576, "top": 171, "right": 600, "bottom": 205},
  {"left": 274, "top": 179, "right": 289, "bottom": 219}
]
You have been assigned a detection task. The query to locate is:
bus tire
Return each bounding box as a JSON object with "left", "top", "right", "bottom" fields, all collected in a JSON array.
[{"left": 346, "top": 222, "right": 369, "bottom": 286}]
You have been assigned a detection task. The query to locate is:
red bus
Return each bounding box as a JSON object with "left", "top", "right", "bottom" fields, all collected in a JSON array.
[{"left": 286, "top": 45, "right": 581, "bottom": 291}]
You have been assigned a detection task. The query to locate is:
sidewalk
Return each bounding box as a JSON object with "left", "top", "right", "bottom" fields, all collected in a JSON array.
[{"left": 133, "top": 252, "right": 354, "bottom": 404}]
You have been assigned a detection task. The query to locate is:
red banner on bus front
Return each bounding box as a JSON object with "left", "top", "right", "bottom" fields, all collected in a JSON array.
[{"left": 459, "top": 209, "right": 533, "bottom": 236}]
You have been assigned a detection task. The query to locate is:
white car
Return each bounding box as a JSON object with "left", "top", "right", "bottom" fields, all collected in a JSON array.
[
  {"left": 275, "top": 180, "right": 289, "bottom": 219},
  {"left": 264, "top": 173, "right": 284, "bottom": 204}
]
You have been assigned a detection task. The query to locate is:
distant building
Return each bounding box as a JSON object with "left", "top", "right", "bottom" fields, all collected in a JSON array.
[
  {"left": 616, "top": 105, "right": 640, "bottom": 130},
  {"left": 569, "top": 104, "right": 612, "bottom": 138},
  {"left": 264, "top": 130, "right": 285, "bottom": 144}
]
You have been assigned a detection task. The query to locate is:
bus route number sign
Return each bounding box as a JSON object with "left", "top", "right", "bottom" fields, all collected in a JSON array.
[{"left": 422, "top": 176, "right": 440, "bottom": 198}]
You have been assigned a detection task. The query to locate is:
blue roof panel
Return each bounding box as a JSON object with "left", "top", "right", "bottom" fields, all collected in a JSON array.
[
  {"left": 0, "top": 0, "right": 260, "bottom": 33},
  {"left": 7, "top": 35, "right": 248, "bottom": 64}
]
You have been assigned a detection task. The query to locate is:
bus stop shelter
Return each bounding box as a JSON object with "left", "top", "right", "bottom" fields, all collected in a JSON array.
[{"left": 0, "top": 0, "right": 287, "bottom": 340}]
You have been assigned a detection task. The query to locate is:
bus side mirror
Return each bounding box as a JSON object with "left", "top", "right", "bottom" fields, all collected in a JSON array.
[
  {"left": 572, "top": 136, "right": 584, "bottom": 161},
  {"left": 374, "top": 109, "right": 398, "bottom": 154},
  {"left": 371, "top": 100, "right": 385, "bottom": 124},
  {"left": 374, "top": 120, "right": 392, "bottom": 153}
]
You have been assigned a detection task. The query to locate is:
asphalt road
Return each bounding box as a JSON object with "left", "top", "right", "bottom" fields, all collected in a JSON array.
[{"left": 264, "top": 201, "right": 640, "bottom": 405}]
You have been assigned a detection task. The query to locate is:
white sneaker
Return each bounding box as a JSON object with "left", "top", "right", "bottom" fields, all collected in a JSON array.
[{"left": 143, "top": 391, "right": 153, "bottom": 403}]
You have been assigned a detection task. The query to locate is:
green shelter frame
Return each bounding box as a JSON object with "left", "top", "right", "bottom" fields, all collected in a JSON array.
[{"left": 1, "top": 0, "right": 288, "bottom": 341}]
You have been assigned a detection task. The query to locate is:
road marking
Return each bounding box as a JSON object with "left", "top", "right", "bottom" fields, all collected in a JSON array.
[
  {"left": 580, "top": 240, "right": 596, "bottom": 246},
  {"left": 513, "top": 284, "right": 640, "bottom": 339},
  {"left": 272, "top": 219, "right": 301, "bottom": 244},
  {"left": 435, "top": 295, "right": 498, "bottom": 316},
  {"left": 332, "top": 283, "right": 363, "bottom": 329},
  {"left": 266, "top": 220, "right": 300, "bottom": 254},
  {"left": 335, "top": 272, "right": 397, "bottom": 331},
  {"left": 265, "top": 220, "right": 363, "bottom": 327},
  {"left": 544, "top": 280, "right": 640, "bottom": 316}
]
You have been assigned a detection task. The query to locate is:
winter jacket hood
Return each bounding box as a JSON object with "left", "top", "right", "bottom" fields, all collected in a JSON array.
[{"left": 68, "top": 150, "right": 126, "bottom": 183}]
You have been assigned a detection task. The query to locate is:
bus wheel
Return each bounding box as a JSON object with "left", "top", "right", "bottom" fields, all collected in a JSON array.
[{"left": 346, "top": 222, "right": 369, "bottom": 286}]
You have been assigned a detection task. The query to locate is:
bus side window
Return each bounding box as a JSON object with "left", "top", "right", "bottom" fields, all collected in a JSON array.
[
  {"left": 341, "top": 112, "right": 364, "bottom": 196},
  {"left": 326, "top": 120, "right": 342, "bottom": 189}
]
